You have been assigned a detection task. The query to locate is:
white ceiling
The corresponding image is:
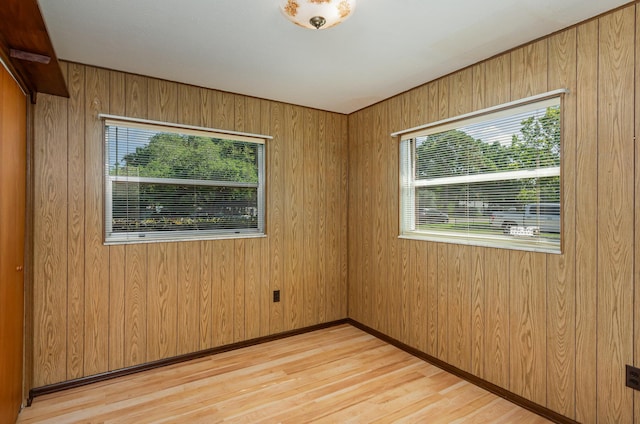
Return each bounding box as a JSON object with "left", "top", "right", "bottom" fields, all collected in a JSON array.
[{"left": 38, "top": 0, "right": 629, "bottom": 114}]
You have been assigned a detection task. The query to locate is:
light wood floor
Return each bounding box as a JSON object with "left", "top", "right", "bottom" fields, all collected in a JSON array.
[{"left": 17, "top": 324, "right": 550, "bottom": 423}]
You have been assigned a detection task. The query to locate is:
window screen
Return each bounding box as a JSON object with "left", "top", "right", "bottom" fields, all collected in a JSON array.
[
  {"left": 399, "top": 96, "right": 562, "bottom": 253},
  {"left": 104, "top": 119, "right": 265, "bottom": 244}
]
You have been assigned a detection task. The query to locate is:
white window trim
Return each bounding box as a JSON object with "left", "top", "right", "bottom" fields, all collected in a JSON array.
[
  {"left": 391, "top": 89, "right": 569, "bottom": 139},
  {"left": 397, "top": 93, "right": 565, "bottom": 254},
  {"left": 102, "top": 115, "right": 268, "bottom": 245},
  {"left": 99, "top": 114, "right": 272, "bottom": 142}
]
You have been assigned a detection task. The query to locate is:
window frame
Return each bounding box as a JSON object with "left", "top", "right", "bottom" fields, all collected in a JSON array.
[
  {"left": 395, "top": 91, "right": 566, "bottom": 254},
  {"left": 100, "top": 114, "right": 270, "bottom": 245}
]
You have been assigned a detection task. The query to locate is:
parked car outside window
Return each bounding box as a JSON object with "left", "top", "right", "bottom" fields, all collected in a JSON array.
[{"left": 418, "top": 208, "right": 449, "bottom": 224}]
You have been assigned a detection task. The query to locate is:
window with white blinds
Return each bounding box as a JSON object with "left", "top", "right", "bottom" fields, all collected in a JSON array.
[
  {"left": 103, "top": 117, "right": 266, "bottom": 244},
  {"left": 399, "top": 96, "right": 562, "bottom": 254}
]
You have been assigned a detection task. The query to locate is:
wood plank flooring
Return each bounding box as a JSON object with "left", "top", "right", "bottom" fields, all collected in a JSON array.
[{"left": 17, "top": 325, "right": 550, "bottom": 423}]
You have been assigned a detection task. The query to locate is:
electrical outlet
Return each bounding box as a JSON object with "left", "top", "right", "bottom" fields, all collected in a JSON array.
[
  {"left": 626, "top": 365, "right": 640, "bottom": 390},
  {"left": 273, "top": 290, "right": 280, "bottom": 303}
]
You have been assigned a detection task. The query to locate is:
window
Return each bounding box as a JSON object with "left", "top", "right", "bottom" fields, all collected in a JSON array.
[
  {"left": 398, "top": 94, "right": 563, "bottom": 254},
  {"left": 103, "top": 116, "right": 267, "bottom": 244}
]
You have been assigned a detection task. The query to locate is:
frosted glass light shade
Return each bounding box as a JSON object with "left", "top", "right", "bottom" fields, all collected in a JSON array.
[{"left": 280, "top": 0, "right": 356, "bottom": 30}]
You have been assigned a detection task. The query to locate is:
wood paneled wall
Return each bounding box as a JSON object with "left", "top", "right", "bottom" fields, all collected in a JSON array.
[
  {"left": 31, "top": 63, "right": 348, "bottom": 388},
  {"left": 348, "top": 4, "right": 638, "bottom": 423}
]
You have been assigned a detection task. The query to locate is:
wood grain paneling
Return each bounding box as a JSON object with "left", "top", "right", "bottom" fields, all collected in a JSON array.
[
  {"left": 108, "top": 70, "right": 127, "bottom": 372},
  {"left": 348, "top": 109, "right": 361, "bottom": 323},
  {"left": 547, "top": 28, "right": 577, "bottom": 419},
  {"left": 397, "top": 237, "right": 410, "bottom": 343},
  {"left": 33, "top": 67, "right": 68, "bottom": 387},
  {"left": 483, "top": 248, "right": 509, "bottom": 388},
  {"left": 470, "top": 246, "right": 484, "bottom": 377},
  {"left": 413, "top": 243, "right": 428, "bottom": 352},
  {"left": 29, "top": 4, "right": 640, "bottom": 424},
  {"left": 31, "top": 63, "right": 349, "bottom": 389},
  {"left": 484, "top": 54, "right": 511, "bottom": 107},
  {"left": 243, "top": 101, "right": 262, "bottom": 341},
  {"left": 436, "top": 78, "right": 450, "bottom": 362},
  {"left": 635, "top": 6, "right": 640, "bottom": 424},
  {"left": 386, "top": 95, "right": 402, "bottom": 343},
  {"left": 316, "top": 112, "right": 327, "bottom": 325},
  {"left": 436, "top": 243, "right": 448, "bottom": 360},
  {"left": 508, "top": 38, "right": 548, "bottom": 407},
  {"left": 347, "top": 4, "right": 639, "bottom": 424},
  {"left": 212, "top": 240, "right": 234, "bottom": 347},
  {"left": 108, "top": 245, "right": 126, "bottom": 369},
  {"left": 404, "top": 87, "right": 429, "bottom": 348},
  {"left": 148, "top": 79, "right": 177, "bottom": 121},
  {"left": 283, "top": 104, "right": 304, "bottom": 331},
  {"left": 509, "top": 251, "right": 546, "bottom": 405},
  {"left": 65, "top": 62, "right": 85, "bottom": 380},
  {"left": 303, "top": 108, "right": 319, "bottom": 328},
  {"left": 268, "top": 102, "right": 284, "bottom": 334},
  {"left": 470, "top": 64, "right": 486, "bottom": 379},
  {"left": 448, "top": 244, "right": 471, "bottom": 372},
  {"left": 199, "top": 241, "right": 213, "bottom": 349},
  {"left": 597, "top": 7, "right": 634, "bottom": 423},
  {"left": 407, "top": 240, "right": 418, "bottom": 350},
  {"left": 482, "top": 54, "right": 511, "bottom": 391},
  {"left": 124, "top": 244, "right": 147, "bottom": 367},
  {"left": 244, "top": 239, "right": 261, "bottom": 339},
  {"left": 373, "top": 103, "right": 388, "bottom": 334},
  {"left": 234, "top": 94, "right": 245, "bottom": 132},
  {"left": 215, "top": 92, "right": 234, "bottom": 129},
  {"left": 425, "top": 82, "right": 440, "bottom": 358},
  {"left": 233, "top": 239, "right": 245, "bottom": 342},
  {"left": 147, "top": 243, "right": 177, "bottom": 361},
  {"left": 338, "top": 114, "right": 349, "bottom": 319},
  {"left": 447, "top": 69, "right": 473, "bottom": 374},
  {"left": 510, "top": 40, "right": 547, "bottom": 99},
  {"left": 258, "top": 99, "right": 272, "bottom": 337},
  {"left": 123, "top": 74, "right": 148, "bottom": 369},
  {"left": 178, "top": 242, "right": 200, "bottom": 355},
  {"left": 83, "top": 66, "right": 110, "bottom": 377},
  {"left": 360, "top": 107, "right": 372, "bottom": 326},
  {"left": 146, "top": 79, "right": 180, "bottom": 360},
  {"left": 326, "top": 111, "right": 340, "bottom": 323}
]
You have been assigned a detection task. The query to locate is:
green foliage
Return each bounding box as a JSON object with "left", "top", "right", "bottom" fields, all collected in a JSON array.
[
  {"left": 414, "top": 105, "right": 561, "bottom": 215},
  {"left": 120, "top": 133, "right": 258, "bottom": 182},
  {"left": 510, "top": 107, "right": 560, "bottom": 168},
  {"left": 111, "top": 132, "right": 260, "bottom": 233}
]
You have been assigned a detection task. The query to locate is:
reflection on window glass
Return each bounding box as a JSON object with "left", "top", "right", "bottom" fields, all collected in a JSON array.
[
  {"left": 105, "top": 121, "right": 265, "bottom": 243},
  {"left": 400, "top": 97, "right": 562, "bottom": 253}
]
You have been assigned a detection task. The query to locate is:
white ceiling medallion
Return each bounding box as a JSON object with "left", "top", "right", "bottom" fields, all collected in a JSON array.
[{"left": 280, "top": 0, "right": 357, "bottom": 30}]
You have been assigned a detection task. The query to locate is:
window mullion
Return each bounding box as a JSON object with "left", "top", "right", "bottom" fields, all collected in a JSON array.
[{"left": 398, "top": 95, "right": 563, "bottom": 254}]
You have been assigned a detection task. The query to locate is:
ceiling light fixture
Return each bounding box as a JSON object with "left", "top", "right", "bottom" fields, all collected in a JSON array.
[{"left": 280, "top": 0, "right": 356, "bottom": 30}]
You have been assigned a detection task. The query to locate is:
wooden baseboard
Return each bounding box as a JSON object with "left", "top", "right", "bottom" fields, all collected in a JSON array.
[
  {"left": 27, "top": 319, "right": 349, "bottom": 406},
  {"left": 346, "top": 319, "right": 578, "bottom": 424},
  {"left": 28, "top": 317, "right": 578, "bottom": 424}
]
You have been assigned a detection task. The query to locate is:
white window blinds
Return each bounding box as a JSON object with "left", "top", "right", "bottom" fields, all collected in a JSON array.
[
  {"left": 399, "top": 95, "right": 562, "bottom": 254},
  {"left": 103, "top": 117, "right": 266, "bottom": 244}
]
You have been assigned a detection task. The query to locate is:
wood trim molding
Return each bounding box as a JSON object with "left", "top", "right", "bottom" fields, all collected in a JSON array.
[
  {"left": 347, "top": 319, "right": 578, "bottom": 424},
  {"left": 0, "top": 0, "right": 68, "bottom": 100},
  {"left": 0, "top": 37, "right": 29, "bottom": 97},
  {"left": 27, "top": 319, "right": 349, "bottom": 406},
  {"left": 28, "top": 317, "right": 576, "bottom": 423}
]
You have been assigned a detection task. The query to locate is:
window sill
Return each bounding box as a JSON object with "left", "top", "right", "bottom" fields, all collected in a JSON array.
[
  {"left": 398, "top": 232, "right": 561, "bottom": 255},
  {"left": 105, "top": 232, "right": 266, "bottom": 246}
]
